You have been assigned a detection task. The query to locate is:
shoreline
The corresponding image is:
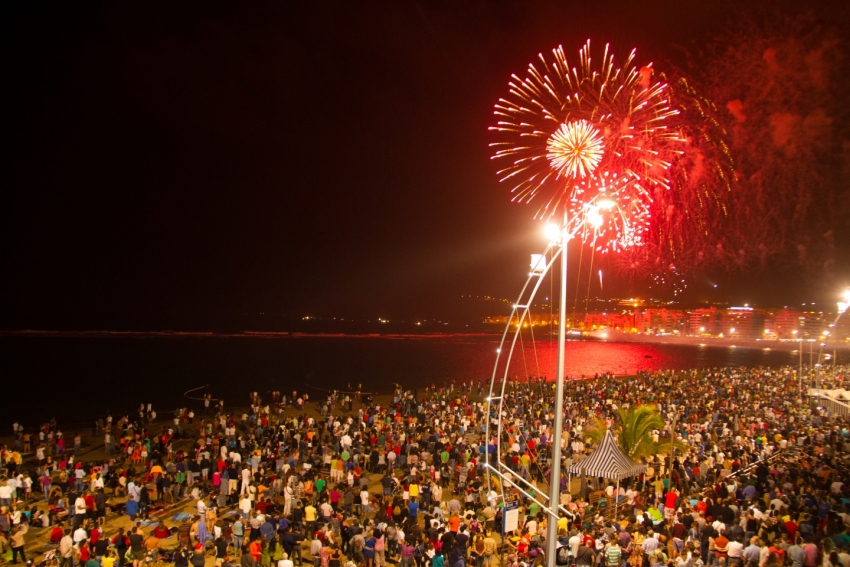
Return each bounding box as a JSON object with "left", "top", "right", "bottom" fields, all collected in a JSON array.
[
  {"left": 601, "top": 330, "right": 850, "bottom": 354},
  {"left": 3, "top": 328, "right": 847, "bottom": 353}
]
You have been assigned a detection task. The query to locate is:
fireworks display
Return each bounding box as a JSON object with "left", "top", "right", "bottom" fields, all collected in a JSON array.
[
  {"left": 490, "top": 41, "right": 739, "bottom": 292},
  {"left": 490, "top": 40, "right": 688, "bottom": 253}
]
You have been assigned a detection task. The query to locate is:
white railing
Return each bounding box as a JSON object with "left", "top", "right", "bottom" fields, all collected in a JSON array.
[{"left": 808, "top": 389, "right": 850, "bottom": 416}]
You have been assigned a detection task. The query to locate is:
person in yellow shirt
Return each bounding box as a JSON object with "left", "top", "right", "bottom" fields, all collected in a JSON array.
[
  {"left": 519, "top": 454, "right": 531, "bottom": 480},
  {"left": 557, "top": 515, "right": 569, "bottom": 534},
  {"left": 101, "top": 547, "right": 117, "bottom": 567},
  {"left": 304, "top": 503, "right": 318, "bottom": 535}
]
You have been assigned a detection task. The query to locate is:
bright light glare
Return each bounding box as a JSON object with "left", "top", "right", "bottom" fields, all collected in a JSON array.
[
  {"left": 843, "top": 289, "right": 850, "bottom": 302},
  {"left": 839, "top": 301, "right": 849, "bottom": 314},
  {"left": 587, "top": 207, "right": 603, "bottom": 228},
  {"left": 597, "top": 198, "right": 616, "bottom": 210},
  {"left": 544, "top": 223, "right": 561, "bottom": 241}
]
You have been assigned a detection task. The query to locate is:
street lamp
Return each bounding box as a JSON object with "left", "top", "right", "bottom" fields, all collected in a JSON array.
[
  {"left": 814, "top": 289, "right": 850, "bottom": 395},
  {"left": 668, "top": 408, "right": 681, "bottom": 490},
  {"left": 793, "top": 330, "right": 803, "bottom": 401}
]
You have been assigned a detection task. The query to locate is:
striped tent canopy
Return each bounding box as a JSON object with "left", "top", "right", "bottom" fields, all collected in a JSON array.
[{"left": 567, "top": 429, "right": 646, "bottom": 480}]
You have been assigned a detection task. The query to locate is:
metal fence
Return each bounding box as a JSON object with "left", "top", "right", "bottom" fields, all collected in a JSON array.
[{"left": 808, "top": 391, "right": 850, "bottom": 417}]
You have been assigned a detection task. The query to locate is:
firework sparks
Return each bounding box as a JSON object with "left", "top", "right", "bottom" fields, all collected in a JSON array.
[
  {"left": 490, "top": 40, "right": 687, "bottom": 252},
  {"left": 546, "top": 120, "right": 604, "bottom": 179}
]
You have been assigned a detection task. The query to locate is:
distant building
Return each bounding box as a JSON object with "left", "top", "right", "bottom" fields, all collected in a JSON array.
[
  {"left": 633, "top": 308, "right": 686, "bottom": 334},
  {"left": 687, "top": 306, "right": 722, "bottom": 335},
  {"left": 584, "top": 311, "right": 635, "bottom": 331},
  {"left": 721, "top": 306, "right": 766, "bottom": 339},
  {"left": 768, "top": 308, "right": 803, "bottom": 338}
]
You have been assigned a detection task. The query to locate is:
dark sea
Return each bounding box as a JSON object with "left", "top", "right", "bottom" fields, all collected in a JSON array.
[{"left": 1, "top": 331, "right": 805, "bottom": 428}]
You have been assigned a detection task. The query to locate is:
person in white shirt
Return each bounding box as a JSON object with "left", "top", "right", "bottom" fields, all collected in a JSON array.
[
  {"left": 240, "top": 495, "right": 252, "bottom": 520},
  {"left": 74, "top": 496, "right": 87, "bottom": 521},
  {"left": 73, "top": 525, "right": 88, "bottom": 544},
  {"left": 569, "top": 531, "right": 583, "bottom": 557},
  {"left": 0, "top": 482, "right": 11, "bottom": 509},
  {"left": 279, "top": 552, "right": 294, "bottom": 567},
  {"left": 360, "top": 489, "right": 370, "bottom": 515}
]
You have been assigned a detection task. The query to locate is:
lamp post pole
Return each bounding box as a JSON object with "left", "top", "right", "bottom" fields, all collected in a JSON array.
[
  {"left": 668, "top": 410, "right": 678, "bottom": 490},
  {"left": 798, "top": 338, "right": 803, "bottom": 402},
  {"left": 546, "top": 217, "right": 568, "bottom": 567}
]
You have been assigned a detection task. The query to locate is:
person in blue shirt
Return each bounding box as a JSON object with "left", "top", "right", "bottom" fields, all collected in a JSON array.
[
  {"left": 125, "top": 499, "right": 139, "bottom": 521},
  {"left": 409, "top": 499, "right": 419, "bottom": 520}
]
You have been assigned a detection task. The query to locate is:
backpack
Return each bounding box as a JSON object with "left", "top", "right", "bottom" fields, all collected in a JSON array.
[
  {"left": 414, "top": 544, "right": 424, "bottom": 559},
  {"left": 556, "top": 546, "right": 571, "bottom": 566}
]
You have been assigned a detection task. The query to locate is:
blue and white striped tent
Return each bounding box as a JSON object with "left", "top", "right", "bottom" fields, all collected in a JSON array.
[{"left": 567, "top": 429, "right": 646, "bottom": 480}]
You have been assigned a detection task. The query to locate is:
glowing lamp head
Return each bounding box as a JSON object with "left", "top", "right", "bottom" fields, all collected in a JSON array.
[
  {"left": 587, "top": 206, "right": 604, "bottom": 228},
  {"left": 839, "top": 301, "right": 849, "bottom": 314},
  {"left": 543, "top": 223, "right": 561, "bottom": 242}
]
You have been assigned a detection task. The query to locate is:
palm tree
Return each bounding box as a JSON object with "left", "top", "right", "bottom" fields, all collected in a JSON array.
[{"left": 583, "top": 404, "right": 686, "bottom": 461}]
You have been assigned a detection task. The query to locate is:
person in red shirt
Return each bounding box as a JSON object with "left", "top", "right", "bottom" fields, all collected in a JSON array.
[
  {"left": 714, "top": 531, "right": 730, "bottom": 561},
  {"left": 49, "top": 524, "right": 64, "bottom": 544},
  {"left": 79, "top": 541, "right": 91, "bottom": 564},
  {"left": 249, "top": 539, "right": 262, "bottom": 563},
  {"left": 784, "top": 518, "right": 798, "bottom": 541},
  {"left": 665, "top": 489, "right": 679, "bottom": 525},
  {"left": 153, "top": 523, "right": 170, "bottom": 539},
  {"left": 84, "top": 493, "right": 96, "bottom": 518}
]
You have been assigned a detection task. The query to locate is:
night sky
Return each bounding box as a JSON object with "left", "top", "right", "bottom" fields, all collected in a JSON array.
[{"left": 4, "top": 1, "right": 850, "bottom": 330}]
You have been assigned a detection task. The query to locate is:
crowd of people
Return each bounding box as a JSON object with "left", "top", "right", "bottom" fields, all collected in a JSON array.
[{"left": 0, "top": 363, "right": 848, "bottom": 567}]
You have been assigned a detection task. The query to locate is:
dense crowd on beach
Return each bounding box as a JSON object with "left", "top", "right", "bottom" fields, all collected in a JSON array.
[{"left": 0, "top": 364, "right": 849, "bottom": 567}]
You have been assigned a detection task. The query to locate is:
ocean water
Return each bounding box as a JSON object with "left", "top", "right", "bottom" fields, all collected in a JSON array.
[{"left": 2, "top": 332, "right": 801, "bottom": 427}]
